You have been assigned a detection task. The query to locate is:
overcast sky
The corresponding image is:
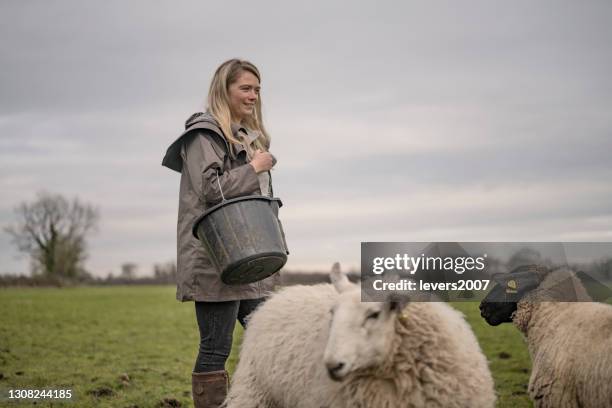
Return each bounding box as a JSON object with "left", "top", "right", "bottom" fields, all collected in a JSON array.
[{"left": 1, "top": 1, "right": 611, "bottom": 276}]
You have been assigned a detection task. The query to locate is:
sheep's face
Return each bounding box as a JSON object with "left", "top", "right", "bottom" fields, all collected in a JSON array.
[
  {"left": 323, "top": 262, "right": 407, "bottom": 381},
  {"left": 479, "top": 269, "right": 542, "bottom": 326},
  {"left": 479, "top": 284, "right": 518, "bottom": 326},
  {"left": 323, "top": 290, "right": 401, "bottom": 381}
]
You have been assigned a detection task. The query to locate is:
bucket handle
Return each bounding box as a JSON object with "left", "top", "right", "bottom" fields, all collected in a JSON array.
[
  {"left": 215, "top": 169, "right": 227, "bottom": 202},
  {"left": 215, "top": 168, "right": 274, "bottom": 200}
]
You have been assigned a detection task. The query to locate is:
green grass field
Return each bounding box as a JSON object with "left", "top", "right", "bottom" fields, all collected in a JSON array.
[{"left": 0, "top": 286, "right": 532, "bottom": 407}]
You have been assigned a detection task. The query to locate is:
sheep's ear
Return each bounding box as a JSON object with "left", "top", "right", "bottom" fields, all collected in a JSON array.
[
  {"left": 512, "top": 272, "right": 541, "bottom": 298},
  {"left": 384, "top": 292, "right": 409, "bottom": 314},
  {"left": 330, "top": 262, "right": 352, "bottom": 293}
]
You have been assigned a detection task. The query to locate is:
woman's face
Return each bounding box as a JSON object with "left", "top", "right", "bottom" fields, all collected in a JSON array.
[{"left": 228, "top": 70, "right": 260, "bottom": 123}]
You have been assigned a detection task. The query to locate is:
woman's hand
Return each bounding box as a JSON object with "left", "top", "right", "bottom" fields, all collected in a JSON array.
[{"left": 250, "top": 149, "right": 276, "bottom": 173}]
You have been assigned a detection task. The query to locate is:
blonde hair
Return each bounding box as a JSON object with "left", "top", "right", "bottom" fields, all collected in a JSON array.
[{"left": 207, "top": 59, "right": 270, "bottom": 158}]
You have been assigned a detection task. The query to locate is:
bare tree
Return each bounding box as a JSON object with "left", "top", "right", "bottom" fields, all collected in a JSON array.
[
  {"left": 153, "top": 261, "right": 176, "bottom": 283},
  {"left": 121, "top": 262, "right": 138, "bottom": 279},
  {"left": 4, "top": 191, "right": 99, "bottom": 278},
  {"left": 507, "top": 247, "right": 543, "bottom": 270}
]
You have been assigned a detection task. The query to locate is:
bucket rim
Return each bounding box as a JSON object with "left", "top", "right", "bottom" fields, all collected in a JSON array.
[{"left": 192, "top": 195, "right": 283, "bottom": 238}]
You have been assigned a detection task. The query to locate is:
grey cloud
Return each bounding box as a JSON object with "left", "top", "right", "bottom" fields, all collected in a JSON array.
[
  {"left": 2, "top": 1, "right": 612, "bottom": 114},
  {"left": 1, "top": 1, "right": 611, "bottom": 275}
]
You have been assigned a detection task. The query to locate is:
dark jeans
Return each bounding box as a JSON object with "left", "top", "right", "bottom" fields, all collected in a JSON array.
[{"left": 194, "top": 298, "right": 265, "bottom": 373}]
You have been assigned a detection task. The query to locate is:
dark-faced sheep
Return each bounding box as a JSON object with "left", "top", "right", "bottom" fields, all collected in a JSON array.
[{"left": 480, "top": 265, "right": 612, "bottom": 408}]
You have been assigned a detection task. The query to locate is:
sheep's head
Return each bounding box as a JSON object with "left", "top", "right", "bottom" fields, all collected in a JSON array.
[
  {"left": 323, "top": 263, "right": 408, "bottom": 381},
  {"left": 479, "top": 265, "right": 545, "bottom": 326}
]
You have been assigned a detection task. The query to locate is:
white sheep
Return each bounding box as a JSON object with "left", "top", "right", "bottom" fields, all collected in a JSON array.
[
  {"left": 480, "top": 265, "right": 612, "bottom": 408},
  {"left": 225, "top": 264, "right": 496, "bottom": 408}
]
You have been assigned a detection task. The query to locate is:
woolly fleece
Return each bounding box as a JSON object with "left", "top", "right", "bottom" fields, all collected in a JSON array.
[{"left": 225, "top": 283, "right": 495, "bottom": 408}]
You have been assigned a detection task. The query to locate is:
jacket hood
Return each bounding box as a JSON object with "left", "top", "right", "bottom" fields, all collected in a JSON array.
[
  {"left": 184, "top": 111, "right": 216, "bottom": 129},
  {"left": 161, "top": 112, "right": 226, "bottom": 173}
]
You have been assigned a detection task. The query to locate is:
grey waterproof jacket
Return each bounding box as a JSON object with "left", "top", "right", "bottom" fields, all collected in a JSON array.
[{"left": 162, "top": 112, "right": 281, "bottom": 301}]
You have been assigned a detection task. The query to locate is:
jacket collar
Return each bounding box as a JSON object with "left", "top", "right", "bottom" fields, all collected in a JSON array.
[
  {"left": 232, "top": 123, "right": 262, "bottom": 146},
  {"left": 231, "top": 122, "right": 246, "bottom": 136}
]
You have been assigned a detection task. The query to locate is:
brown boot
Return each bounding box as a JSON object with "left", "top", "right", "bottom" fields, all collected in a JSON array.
[{"left": 192, "top": 370, "right": 229, "bottom": 408}]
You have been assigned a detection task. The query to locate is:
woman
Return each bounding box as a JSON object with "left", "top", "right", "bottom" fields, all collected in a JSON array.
[{"left": 162, "top": 59, "right": 280, "bottom": 408}]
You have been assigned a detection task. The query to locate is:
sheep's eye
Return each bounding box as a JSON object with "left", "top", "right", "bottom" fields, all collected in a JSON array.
[
  {"left": 366, "top": 311, "right": 380, "bottom": 320},
  {"left": 329, "top": 307, "right": 335, "bottom": 315}
]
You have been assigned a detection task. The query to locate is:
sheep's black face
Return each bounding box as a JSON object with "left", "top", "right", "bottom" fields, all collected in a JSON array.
[
  {"left": 479, "top": 268, "right": 542, "bottom": 326},
  {"left": 479, "top": 284, "right": 517, "bottom": 326}
]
